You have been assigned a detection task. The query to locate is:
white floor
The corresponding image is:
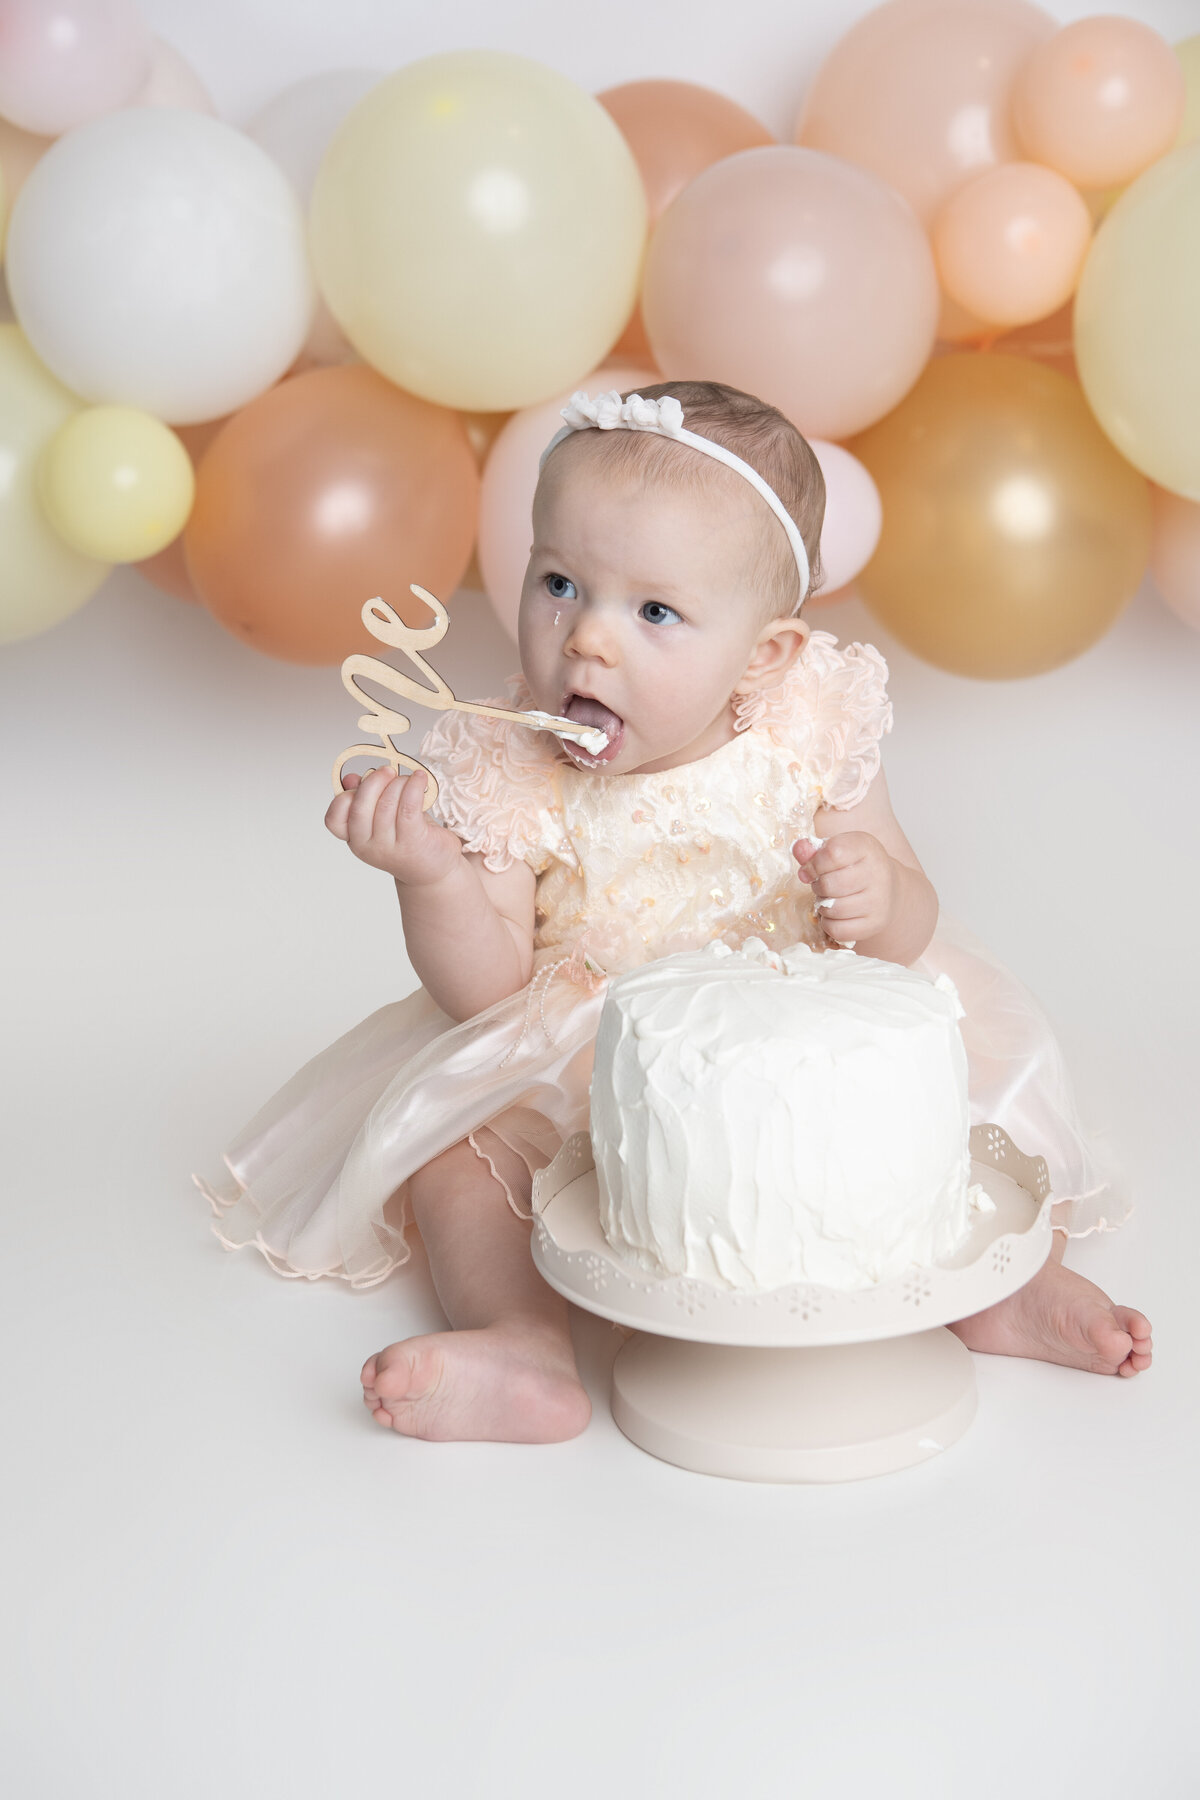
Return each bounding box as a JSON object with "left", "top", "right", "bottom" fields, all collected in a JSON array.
[{"left": 3, "top": 565, "right": 1198, "bottom": 1799}]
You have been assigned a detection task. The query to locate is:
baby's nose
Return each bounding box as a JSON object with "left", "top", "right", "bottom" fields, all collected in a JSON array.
[{"left": 564, "top": 610, "right": 618, "bottom": 664}]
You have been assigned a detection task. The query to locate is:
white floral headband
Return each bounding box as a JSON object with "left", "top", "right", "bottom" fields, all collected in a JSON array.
[{"left": 538, "top": 388, "right": 810, "bottom": 608}]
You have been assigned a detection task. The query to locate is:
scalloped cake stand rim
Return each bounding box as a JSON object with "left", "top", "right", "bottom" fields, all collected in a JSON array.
[{"left": 531, "top": 1124, "right": 1054, "bottom": 1350}]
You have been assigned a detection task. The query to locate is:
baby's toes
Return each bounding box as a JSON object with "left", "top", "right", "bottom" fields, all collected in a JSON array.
[{"left": 1114, "top": 1306, "right": 1153, "bottom": 1375}]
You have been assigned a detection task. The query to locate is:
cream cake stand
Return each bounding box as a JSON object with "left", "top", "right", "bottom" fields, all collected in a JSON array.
[{"left": 531, "top": 1124, "right": 1053, "bottom": 1484}]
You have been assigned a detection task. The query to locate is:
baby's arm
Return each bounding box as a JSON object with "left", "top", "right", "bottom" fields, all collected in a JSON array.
[
  {"left": 326, "top": 768, "right": 535, "bottom": 1021},
  {"left": 793, "top": 764, "right": 938, "bottom": 965}
]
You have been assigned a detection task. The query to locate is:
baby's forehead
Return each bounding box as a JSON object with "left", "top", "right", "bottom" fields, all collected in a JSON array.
[{"left": 535, "top": 433, "right": 756, "bottom": 532}]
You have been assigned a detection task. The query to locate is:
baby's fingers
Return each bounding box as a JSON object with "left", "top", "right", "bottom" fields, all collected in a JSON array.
[{"left": 344, "top": 766, "right": 402, "bottom": 853}]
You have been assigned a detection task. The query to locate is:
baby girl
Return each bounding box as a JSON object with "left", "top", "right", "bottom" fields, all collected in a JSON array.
[{"left": 196, "top": 379, "right": 1152, "bottom": 1443}]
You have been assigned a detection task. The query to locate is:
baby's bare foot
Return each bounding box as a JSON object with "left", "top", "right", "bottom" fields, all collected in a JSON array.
[
  {"left": 951, "top": 1253, "right": 1153, "bottom": 1377},
  {"left": 360, "top": 1319, "right": 592, "bottom": 1443}
]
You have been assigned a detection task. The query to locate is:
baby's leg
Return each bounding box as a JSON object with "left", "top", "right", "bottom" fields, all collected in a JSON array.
[
  {"left": 361, "top": 1136, "right": 592, "bottom": 1442},
  {"left": 949, "top": 1226, "right": 1153, "bottom": 1377}
]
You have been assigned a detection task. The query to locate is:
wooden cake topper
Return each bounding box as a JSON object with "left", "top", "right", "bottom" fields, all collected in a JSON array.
[{"left": 333, "top": 585, "right": 609, "bottom": 808}]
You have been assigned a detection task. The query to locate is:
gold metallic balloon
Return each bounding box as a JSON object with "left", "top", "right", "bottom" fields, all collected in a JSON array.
[{"left": 849, "top": 353, "right": 1151, "bottom": 679}]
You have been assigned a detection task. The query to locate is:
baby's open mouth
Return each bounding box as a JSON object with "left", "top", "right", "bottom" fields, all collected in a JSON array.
[{"left": 563, "top": 694, "right": 625, "bottom": 765}]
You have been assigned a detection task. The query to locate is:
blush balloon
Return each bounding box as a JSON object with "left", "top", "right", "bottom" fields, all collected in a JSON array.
[
  {"left": 597, "top": 80, "right": 774, "bottom": 362},
  {"left": 795, "top": 0, "right": 1055, "bottom": 225},
  {"left": 642, "top": 146, "right": 938, "bottom": 440},
  {"left": 129, "top": 35, "right": 215, "bottom": 113},
  {"left": 184, "top": 366, "right": 480, "bottom": 664},
  {"left": 808, "top": 441, "right": 882, "bottom": 595},
  {"left": 477, "top": 363, "right": 659, "bottom": 641}
]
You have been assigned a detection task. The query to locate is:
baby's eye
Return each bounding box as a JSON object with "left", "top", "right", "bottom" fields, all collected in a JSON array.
[
  {"left": 544, "top": 574, "right": 576, "bottom": 600},
  {"left": 639, "top": 600, "right": 682, "bottom": 626}
]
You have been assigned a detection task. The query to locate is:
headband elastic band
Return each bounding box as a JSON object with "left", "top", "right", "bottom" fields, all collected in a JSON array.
[{"left": 538, "top": 388, "right": 810, "bottom": 609}]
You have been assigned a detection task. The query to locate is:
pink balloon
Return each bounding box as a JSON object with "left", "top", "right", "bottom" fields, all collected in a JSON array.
[
  {"left": 1013, "top": 16, "right": 1187, "bottom": 190},
  {"left": 795, "top": 0, "right": 1055, "bottom": 226},
  {"left": 1150, "top": 485, "right": 1200, "bottom": 632},
  {"left": 641, "top": 146, "right": 938, "bottom": 440},
  {"left": 477, "top": 363, "right": 659, "bottom": 642},
  {"left": 0, "top": 0, "right": 152, "bottom": 135},
  {"left": 808, "top": 440, "right": 883, "bottom": 594}
]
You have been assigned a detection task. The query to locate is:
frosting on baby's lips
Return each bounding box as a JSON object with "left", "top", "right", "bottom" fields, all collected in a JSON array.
[{"left": 520, "top": 709, "right": 610, "bottom": 755}]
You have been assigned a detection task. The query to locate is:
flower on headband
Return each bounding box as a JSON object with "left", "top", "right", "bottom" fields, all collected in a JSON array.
[{"left": 560, "top": 389, "right": 685, "bottom": 437}]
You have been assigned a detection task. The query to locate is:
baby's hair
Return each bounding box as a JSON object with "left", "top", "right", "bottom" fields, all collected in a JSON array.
[{"left": 545, "top": 380, "right": 825, "bottom": 618}]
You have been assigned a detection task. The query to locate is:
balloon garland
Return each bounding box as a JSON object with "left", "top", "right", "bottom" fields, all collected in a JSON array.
[{"left": 0, "top": 0, "right": 1197, "bottom": 677}]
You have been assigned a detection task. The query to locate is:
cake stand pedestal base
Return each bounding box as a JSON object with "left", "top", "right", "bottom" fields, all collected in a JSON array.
[
  {"left": 532, "top": 1125, "right": 1052, "bottom": 1485},
  {"left": 611, "top": 1328, "right": 976, "bottom": 1483}
]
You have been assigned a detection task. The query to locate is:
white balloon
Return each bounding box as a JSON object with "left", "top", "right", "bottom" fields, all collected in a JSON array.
[
  {"left": 808, "top": 439, "right": 883, "bottom": 594},
  {"left": 5, "top": 109, "right": 315, "bottom": 424},
  {"left": 247, "top": 70, "right": 384, "bottom": 369},
  {"left": 131, "top": 35, "right": 216, "bottom": 114},
  {"left": 247, "top": 69, "right": 385, "bottom": 204}
]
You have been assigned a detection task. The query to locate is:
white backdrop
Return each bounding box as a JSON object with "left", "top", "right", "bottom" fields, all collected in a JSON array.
[{"left": 3, "top": 3, "right": 1199, "bottom": 1796}]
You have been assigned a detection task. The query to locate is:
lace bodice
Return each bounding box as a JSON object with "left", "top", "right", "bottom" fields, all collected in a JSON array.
[{"left": 420, "top": 631, "right": 892, "bottom": 977}]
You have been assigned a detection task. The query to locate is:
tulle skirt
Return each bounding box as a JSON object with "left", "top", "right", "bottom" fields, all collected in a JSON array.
[{"left": 193, "top": 915, "right": 1131, "bottom": 1289}]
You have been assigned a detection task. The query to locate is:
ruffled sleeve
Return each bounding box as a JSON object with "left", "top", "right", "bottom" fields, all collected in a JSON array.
[
  {"left": 418, "top": 675, "right": 565, "bottom": 875},
  {"left": 731, "top": 629, "right": 893, "bottom": 811}
]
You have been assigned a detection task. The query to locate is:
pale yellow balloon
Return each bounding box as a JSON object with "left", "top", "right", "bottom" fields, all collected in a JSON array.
[
  {"left": 1176, "top": 36, "right": 1200, "bottom": 147},
  {"left": 39, "top": 404, "right": 195, "bottom": 562},
  {"left": 309, "top": 50, "right": 647, "bottom": 412},
  {"left": 0, "top": 324, "right": 109, "bottom": 646},
  {"left": 1074, "top": 143, "right": 1200, "bottom": 501}
]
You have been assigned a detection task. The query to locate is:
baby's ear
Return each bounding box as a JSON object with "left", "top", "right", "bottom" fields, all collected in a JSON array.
[{"left": 734, "top": 615, "right": 810, "bottom": 694}]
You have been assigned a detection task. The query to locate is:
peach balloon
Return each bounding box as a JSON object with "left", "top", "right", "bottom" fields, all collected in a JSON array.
[
  {"left": 808, "top": 441, "right": 882, "bottom": 595},
  {"left": 184, "top": 366, "right": 479, "bottom": 664},
  {"left": 642, "top": 147, "right": 939, "bottom": 441},
  {"left": 849, "top": 354, "right": 1151, "bottom": 679},
  {"left": 795, "top": 0, "right": 1055, "bottom": 225},
  {"left": 133, "top": 418, "right": 228, "bottom": 602},
  {"left": 476, "top": 363, "right": 659, "bottom": 641},
  {"left": 1013, "top": 17, "right": 1186, "bottom": 189},
  {"left": 932, "top": 163, "right": 1093, "bottom": 328},
  {"left": 131, "top": 35, "right": 215, "bottom": 112},
  {"left": 1149, "top": 485, "right": 1200, "bottom": 632},
  {"left": 597, "top": 80, "right": 775, "bottom": 362}
]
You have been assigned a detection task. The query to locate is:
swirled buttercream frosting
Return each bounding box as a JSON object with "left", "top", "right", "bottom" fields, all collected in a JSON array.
[{"left": 590, "top": 939, "right": 981, "bottom": 1292}]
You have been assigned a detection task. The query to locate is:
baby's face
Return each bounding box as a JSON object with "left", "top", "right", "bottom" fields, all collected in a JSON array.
[{"left": 518, "top": 445, "right": 782, "bottom": 777}]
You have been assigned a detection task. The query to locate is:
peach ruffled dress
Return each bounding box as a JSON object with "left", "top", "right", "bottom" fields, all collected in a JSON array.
[{"left": 193, "top": 631, "right": 1128, "bottom": 1288}]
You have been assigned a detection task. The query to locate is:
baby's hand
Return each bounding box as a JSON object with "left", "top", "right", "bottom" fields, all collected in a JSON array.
[
  {"left": 792, "top": 832, "right": 899, "bottom": 947},
  {"left": 325, "top": 767, "right": 463, "bottom": 887}
]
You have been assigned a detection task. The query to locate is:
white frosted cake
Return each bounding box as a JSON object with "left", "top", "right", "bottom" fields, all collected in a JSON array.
[{"left": 590, "top": 938, "right": 983, "bottom": 1292}]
